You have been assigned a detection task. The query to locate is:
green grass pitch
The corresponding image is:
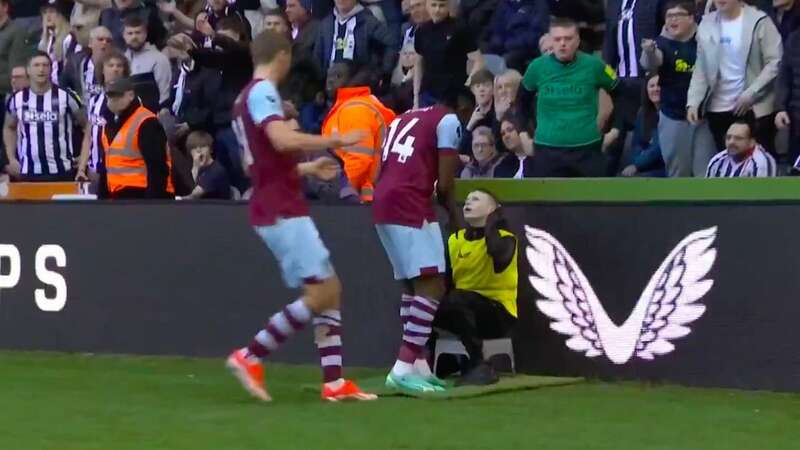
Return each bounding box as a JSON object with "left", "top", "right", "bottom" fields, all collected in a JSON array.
[{"left": 1, "top": 351, "right": 799, "bottom": 450}]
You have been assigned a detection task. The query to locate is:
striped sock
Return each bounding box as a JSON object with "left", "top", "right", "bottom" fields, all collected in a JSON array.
[
  {"left": 397, "top": 295, "right": 439, "bottom": 364},
  {"left": 400, "top": 293, "right": 414, "bottom": 331},
  {"left": 313, "top": 309, "right": 343, "bottom": 383},
  {"left": 247, "top": 299, "right": 312, "bottom": 359}
]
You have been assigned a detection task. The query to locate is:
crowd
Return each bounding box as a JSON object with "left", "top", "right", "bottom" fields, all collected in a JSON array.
[{"left": 0, "top": 0, "right": 796, "bottom": 200}]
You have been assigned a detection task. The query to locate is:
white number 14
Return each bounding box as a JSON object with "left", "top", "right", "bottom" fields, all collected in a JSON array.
[{"left": 382, "top": 118, "right": 419, "bottom": 163}]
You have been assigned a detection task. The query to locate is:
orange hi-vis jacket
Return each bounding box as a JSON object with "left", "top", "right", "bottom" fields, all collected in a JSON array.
[
  {"left": 102, "top": 105, "right": 174, "bottom": 194},
  {"left": 322, "top": 86, "right": 395, "bottom": 202}
]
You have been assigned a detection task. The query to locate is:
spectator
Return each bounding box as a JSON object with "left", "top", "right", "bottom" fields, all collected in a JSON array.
[
  {"left": 434, "top": 189, "right": 518, "bottom": 385},
  {"left": 99, "top": 0, "right": 167, "bottom": 49},
  {"left": 39, "top": 0, "right": 76, "bottom": 84},
  {"left": 0, "top": 65, "right": 28, "bottom": 173},
  {"left": 619, "top": 73, "right": 667, "bottom": 177},
  {"left": 76, "top": 50, "right": 130, "bottom": 191},
  {"left": 203, "top": 0, "right": 260, "bottom": 31},
  {"left": 776, "top": 23, "right": 800, "bottom": 167},
  {"left": 263, "top": 8, "right": 290, "bottom": 36},
  {"left": 283, "top": 0, "right": 322, "bottom": 111},
  {"left": 460, "top": 69, "right": 495, "bottom": 155},
  {"left": 164, "top": 33, "right": 220, "bottom": 137},
  {"left": 321, "top": 61, "right": 396, "bottom": 202},
  {"left": 60, "top": 25, "right": 113, "bottom": 101},
  {"left": 494, "top": 113, "right": 534, "bottom": 177},
  {"left": 123, "top": 15, "right": 171, "bottom": 112},
  {"left": 493, "top": 69, "right": 528, "bottom": 128},
  {"left": 483, "top": 0, "right": 549, "bottom": 73},
  {"left": 523, "top": 18, "right": 619, "bottom": 177},
  {"left": 769, "top": 0, "right": 800, "bottom": 43},
  {"left": 401, "top": 0, "right": 429, "bottom": 48},
  {"left": 102, "top": 76, "right": 174, "bottom": 198},
  {"left": 0, "top": 0, "right": 29, "bottom": 99},
  {"left": 687, "top": 0, "right": 782, "bottom": 157},
  {"left": 286, "top": 0, "right": 318, "bottom": 61},
  {"left": 187, "top": 18, "right": 252, "bottom": 193},
  {"left": 705, "top": 119, "right": 777, "bottom": 176},
  {"left": 549, "top": 0, "right": 606, "bottom": 52},
  {"left": 184, "top": 130, "right": 232, "bottom": 200},
  {"left": 9, "top": 65, "right": 29, "bottom": 92},
  {"left": 3, "top": 52, "right": 85, "bottom": 182},
  {"left": 460, "top": 126, "right": 506, "bottom": 178},
  {"left": 388, "top": 43, "right": 417, "bottom": 112},
  {"left": 604, "top": 0, "right": 666, "bottom": 175},
  {"left": 315, "top": 0, "right": 398, "bottom": 93},
  {"left": 414, "top": 0, "right": 484, "bottom": 108},
  {"left": 641, "top": 0, "right": 714, "bottom": 176}
]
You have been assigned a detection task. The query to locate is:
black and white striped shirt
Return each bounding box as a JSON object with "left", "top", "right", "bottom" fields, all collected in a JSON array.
[
  {"left": 6, "top": 87, "right": 83, "bottom": 176},
  {"left": 616, "top": 0, "right": 640, "bottom": 78},
  {"left": 86, "top": 92, "right": 109, "bottom": 172},
  {"left": 705, "top": 146, "right": 776, "bottom": 178},
  {"left": 47, "top": 32, "right": 82, "bottom": 85}
]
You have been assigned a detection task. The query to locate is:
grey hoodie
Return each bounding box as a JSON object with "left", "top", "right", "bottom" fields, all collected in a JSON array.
[
  {"left": 125, "top": 43, "right": 172, "bottom": 107},
  {"left": 687, "top": 4, "right": 783, "bottom": 118}
]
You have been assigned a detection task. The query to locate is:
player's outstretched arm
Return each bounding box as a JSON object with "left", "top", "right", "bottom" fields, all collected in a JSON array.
[
  {"left": 266, "top": 120, "right": 365, "bottom": 153},
  {"left": 298, "top": 156, "right": 340, "bottom": 181}
]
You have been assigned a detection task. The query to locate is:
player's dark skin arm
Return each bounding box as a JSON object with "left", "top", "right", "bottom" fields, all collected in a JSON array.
[{"left": 436, "top": 152, "right": 463, "bottom": 233}]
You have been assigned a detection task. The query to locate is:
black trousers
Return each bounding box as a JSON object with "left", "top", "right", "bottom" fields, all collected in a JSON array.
[
  {"left": 432, "top": 290, "right": 516, "bottom": 368},
  {"left": 605, "top": 77, "right": 644, "bottom": 175},
  {"left": 531, "top": 143, "right": 607, "bottom": 177},
  {"left": 706, "top": 110, "right": 777, "bottom": 157}
]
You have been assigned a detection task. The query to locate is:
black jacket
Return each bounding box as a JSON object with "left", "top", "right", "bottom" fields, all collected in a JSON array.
[
  {"left": 314, "top": 8, "right": 398, "bottom": 90},
  {"left": 171, "top": 62, "right": 222, "bottom": 133},
  {"left": 190, "top": 36, "right": 252, "bottom": 129},
  {"left": 494, "top": 153, "right": 534, "bottom": 178},
  {"left": 104, "top": 99, "right": 171, "bottom": 198},
  {"left": 768, "top": 2, "right": 800, "bottom": 43},
  {"left": 777, "top": 30, "right": 800, "bottom": 114}
]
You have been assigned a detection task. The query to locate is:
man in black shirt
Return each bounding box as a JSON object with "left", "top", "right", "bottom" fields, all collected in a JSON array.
[{"left": 413, "top": 0, "right": 484, "bottom": 108}]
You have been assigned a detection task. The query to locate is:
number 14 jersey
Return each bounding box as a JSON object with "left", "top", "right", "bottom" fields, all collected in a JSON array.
[{"left": 372, "top": 105, "right": 462, "bottom": 228}]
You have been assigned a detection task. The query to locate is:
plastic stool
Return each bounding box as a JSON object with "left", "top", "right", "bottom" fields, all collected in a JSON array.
[{"left": 432, "top": 333, "right": 515, "bottom": 374}]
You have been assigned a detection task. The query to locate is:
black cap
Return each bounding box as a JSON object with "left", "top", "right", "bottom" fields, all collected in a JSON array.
[
  {"left": 105, "top": 77, "right": 135, "bottom": 97},
  {"left": 41, "top": 0, "right": 73, "bottom": 19}
]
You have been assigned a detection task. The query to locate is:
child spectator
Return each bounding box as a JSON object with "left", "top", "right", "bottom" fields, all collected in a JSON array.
[{"left": 185, "top": 130, "right": 232, "bottom": 200}]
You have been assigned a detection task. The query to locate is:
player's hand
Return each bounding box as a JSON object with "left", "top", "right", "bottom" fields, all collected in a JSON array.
[
  {"left": 641, "top": 39, "right": 657, "bottom": 53},
  {"left": 776, "top": 111, "right": 791, "bottom": 129},
  {"left": 333, "top": 130, "right": 367, "bottom": 148},
  {"left": 687, "top": 106, "right": 700, "bottom": 125},
  {"left": 309, "top": 156, "right": 340, "bottom": 181},
  {"left": 733, "top": 92, "right": 754, "bottom": 116},
  {"left": 5, "top": 159, "right": 21, "bottom": 178},
  {"left": 621, "top": 164, "right": 638, "bottom": 177}
]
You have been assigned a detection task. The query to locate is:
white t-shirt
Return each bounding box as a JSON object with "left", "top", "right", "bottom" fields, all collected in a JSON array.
[{"left": 709, "top": 13, "right": 746, "bottom": 112}]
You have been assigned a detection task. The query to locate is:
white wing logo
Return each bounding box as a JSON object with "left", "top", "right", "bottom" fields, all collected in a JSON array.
[{"left": 527, "top": 226, "right": 717, "bottom": 364}]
